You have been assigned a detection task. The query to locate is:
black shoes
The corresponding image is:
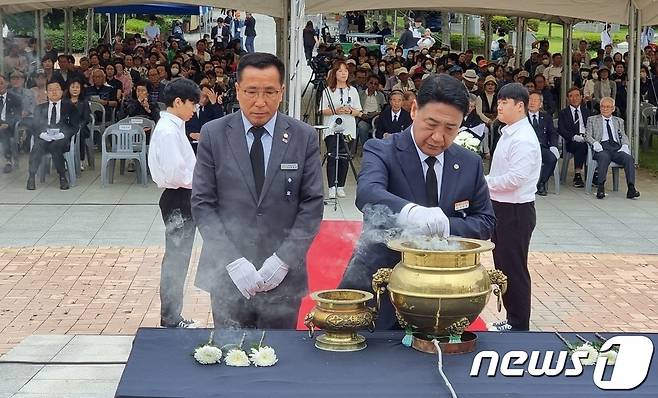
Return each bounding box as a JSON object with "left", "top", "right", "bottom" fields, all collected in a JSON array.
[
  {"left": 26, "top": 174, "right": 35, "bottom": 190},
  {"left": 627, "top": 184, "right": 640, "bottom": 199},
  {"left": 596, "top": 184, "right": 605, "bottom": 199},
  {"left": 573, "top": 173, "right": 585, "bottom": 188},
  {"left": 536, "top": 182, "right": 548, "bottom": 196},
  {"left": 161, "top": 318, "right": 198, "bottom": 328},
  {"left": 3, "top": 163, "right": 12, "bottom": 174},
  {"left": 59, "top": 175, "right": 69, "bottom": 190}
]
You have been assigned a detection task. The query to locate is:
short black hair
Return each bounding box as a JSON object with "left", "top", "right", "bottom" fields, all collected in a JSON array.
[
  {"left": 237, "top": 52, "right": 285, "bottom": 85},
  {"left": 497, "top": 82, "right": 529, "bottom": 110},
  {"left": 416, "top": 74, "right": 469, "bottom": 115},
  {"left": 46, "top": 80, "right": 63, "bottom": 90},
  {"left": 160, "top": 78, "right": 200, "bottom": 107}
]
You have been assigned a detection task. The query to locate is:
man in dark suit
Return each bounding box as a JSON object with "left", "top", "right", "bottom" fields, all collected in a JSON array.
[
  {"left": 27, "top": 80, "right": 80, "bottom": 190},
  {"left": 375, "top": 90, "right": 413, "bottom": 139},
  {"left": 244, "top": 13, "right": 257, "bottom": 53},
  {"left": 53, "top": 54, "right": 84, "bottom": 90},
  {"left": 0, "top": 75, "right": 23, "bottom": 174},
  {"left": 185, "top": 85, "right": 224, "bottom": 153},
  {"left": 339, "top": 74, "right": 496, "bottom": 330},
  {"left": 558, "top": 87, "right": 590, "bottom": 188},
  {"left": 528, "top": 91, "right": 559, "bottom": 196},
  {"left": 192, "top": 53, "right": 324, "bottom": 329}
]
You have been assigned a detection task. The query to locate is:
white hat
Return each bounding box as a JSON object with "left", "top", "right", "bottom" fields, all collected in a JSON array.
[
  {"left": 395, "top": 67, "right": 409, "bottom": 76},
  {"left": 345, "top": 59, "right": 357, "bottom": 66},
  {"left": 463, "top": 69, "right": 478, "bottom": 83}
]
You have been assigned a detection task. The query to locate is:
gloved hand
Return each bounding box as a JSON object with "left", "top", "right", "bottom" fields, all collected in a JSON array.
[
  {"left": 39, "top": 132, "right": 53, "bottom": 142},
  {"left": 549, "top": 146, "right": 560, "bottom": 159},
  {"left": 398, "top": 205, "right": 450, "bottom": 237},
  {"left": 226, "top": 258, "right": 264, "bottom": 299},
  {"left": 593, "top": 142, "right": 603, "bottom": 152},
  {"left": 572, "top": 134, "right": 585, "bottom": 143},
  {"left": 258, "top": 254, "right": 289, "bottom": 292},
  {"left": 618, "top": 144, "right": 631, "bottom": 155}
]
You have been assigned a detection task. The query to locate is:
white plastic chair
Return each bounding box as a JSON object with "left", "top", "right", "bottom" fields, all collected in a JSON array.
[
  {"left": 89, "top": 101, "right": 106, "bottom": 144},
  {"left": 641, "top": 106, "right": 658, "bottom": 150},
  {"left": 101, "top": 123, "right": 148, "bottom": 187},
  {"left": 30, "top": 131, "right": 79, "bottom": 187}
]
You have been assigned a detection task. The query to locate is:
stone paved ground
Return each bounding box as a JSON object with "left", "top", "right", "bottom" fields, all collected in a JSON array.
[{"left": 1, "top": 246, "right": 657, "bottom": 356}]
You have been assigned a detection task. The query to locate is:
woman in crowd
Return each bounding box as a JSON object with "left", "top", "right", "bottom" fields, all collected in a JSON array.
[
  {"left": 462, "top": 94, "right": 490, "bottom": 159},
  {"left": 125, "top": 80, "right": 160, "bottom": 122},
  {"left": 401, "top": 90, "right": 416, "bottom": 113},
  {"left": 105, "top": 64, "right": 124, "bottom": 102},
  {"left": 417, "top": 29, "right": 436, "bottom": 50},
  {"left": 66, "top": 79, "right": 92, "bottom": 169},
  {"left": 31, "top": 70, "right": 48, "bottom": 105},
  {"left": 114, "top": 61, "right": 133, "bottom": 99},
  {"left": 319, "top": 60, "right": 362, "bottom": 199},
  {"left": 476, "top": 75, "right": 498, "bottom": 125},
  {"left": 303, "top": 21, "right": 319, "bottom": 63}
]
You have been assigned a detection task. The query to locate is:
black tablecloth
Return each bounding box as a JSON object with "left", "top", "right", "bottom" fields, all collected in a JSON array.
[{"left": 115, "top": 328, "right": 658, "bottom": 398}]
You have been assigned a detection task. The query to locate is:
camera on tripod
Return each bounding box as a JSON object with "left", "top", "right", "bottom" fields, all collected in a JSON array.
[{"left": 330, "top": 117, "right": 345, "bottom": 135}]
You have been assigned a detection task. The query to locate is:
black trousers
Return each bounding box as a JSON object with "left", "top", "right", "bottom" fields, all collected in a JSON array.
[
  {"left": 594, "top": 145, "right": 635, "bottom": 186},
  {"left": 565, "top": 140, "right": 588, "bottom": 170},
  {"left": 28, "top": 136, "right": 71, "bottom": 176},
  {"left": 158, "top": 188, "right": 196, "bottom": 326},
  {"left": 325, "top": 134, "right": 351, "bottom": 188},
  {"left": 491, "top": 200, "right": 536, "bottom": 331},
  {"left": 0, "top": 126, "right": 12, "bottom": 163},
  {"left": 539, "top": 147, "right": 558, "bottom": 184},
  {"left": 210, "top": 289, "right": 302, "bottom": 330}
]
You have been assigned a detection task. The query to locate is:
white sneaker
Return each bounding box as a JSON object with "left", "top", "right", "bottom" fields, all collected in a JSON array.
[
  {"left": 328, "top": 187, "right": 336, "bottom": 199},
  {"left": 489, "top": 320, "right": 513, "bottom": 332},
  {"left": 337, "top": 187, "right": 347, "bottom": 198},
  {"left": 80, "top": 164, "right": 85, "bottom": 171}
]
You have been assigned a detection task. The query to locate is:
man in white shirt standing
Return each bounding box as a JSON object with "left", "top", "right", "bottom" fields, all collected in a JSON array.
[
  {"left": 148, "top": 78, "right": 200, "bottom": 328},
  {"left": 486, "top": 83, "right": 541, "bottom": 332},
  {"left": 600, "top": 24, "right": 613, "bottom": 50},
  {"left": 144, "top": 15, "right": 161, "bottom": 44}
]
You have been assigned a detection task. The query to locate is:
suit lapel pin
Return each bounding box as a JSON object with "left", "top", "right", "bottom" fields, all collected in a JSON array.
[
  {"left": 282, "top": 131, "right": 289, "bottom": 143},
  {"left": 453, "top": 163, "right": 460, "bottom": 170}
]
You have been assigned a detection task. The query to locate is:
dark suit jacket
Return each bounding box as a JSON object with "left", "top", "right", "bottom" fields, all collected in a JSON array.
[
  {"left": 1, "top": 91, "right": 23, "bottom": 130},
  {"left": 244, "top": 17, "right": 256, "bottom": 37},
  {"left": 185, "top": 103, "right": 224, "bottom": 153},
  {"left": 558, "top": 105, "right": 590, "bottom": 142},
  {"left": 339, "top": 128, "right": 496, "bottom": 329},
  {"left": 375, "top": 108, "right": 412, "bottom": 138},
  {"left": 33, "top": 99, "right": 80, "bottom": 146},
  {"left": 528, "top": 111, "right": 558, "bottom": 148},
  {"left": 191, "top": 111, "right": 324, "bottom": 300},
  {"left": 53, "top": 70, "right": 85, "bottom": 89}
]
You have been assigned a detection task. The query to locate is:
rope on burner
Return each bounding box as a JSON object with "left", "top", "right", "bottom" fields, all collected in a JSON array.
[{"left": 432, "top": 339, "right": 458, "bottom": 398}]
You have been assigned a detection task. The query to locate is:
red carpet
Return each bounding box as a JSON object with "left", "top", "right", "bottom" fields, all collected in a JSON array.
[{"left": 297, "top": 220, "right": 487, "bottom": 332}]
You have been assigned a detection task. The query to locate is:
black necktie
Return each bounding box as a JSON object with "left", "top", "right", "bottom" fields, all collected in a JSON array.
[
  {"left": 0, "top": 96, "right": 4, "bottom": 120},
  {"left": 393, "top": 114, "right": 398, "bottom": 123},
  {"left": 532, "top": 114, "right": 539, "bottom": 130},
  {"left": 250, "top": 126, "right": 266, "bottom": 197},
  {"left": 425, "top": 157, "right": 439, "bottom": 207},
  {"left": 606, "top": 119, "right": 617, "bottom": 144},
  {"left": 573, "top": 108, "right": 580, "bottom": 125},
  {"left": 50, "top": 102, "right": 57, "bottom": 126}
]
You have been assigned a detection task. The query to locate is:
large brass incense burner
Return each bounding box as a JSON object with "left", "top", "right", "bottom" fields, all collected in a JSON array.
[{"left": 373, "top": 237, "right": 507, "bottom": 353}]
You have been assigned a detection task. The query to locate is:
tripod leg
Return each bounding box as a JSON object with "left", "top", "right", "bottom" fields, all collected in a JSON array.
[{"left": 341, "top": 136, "right": 359, "bottom": 181}]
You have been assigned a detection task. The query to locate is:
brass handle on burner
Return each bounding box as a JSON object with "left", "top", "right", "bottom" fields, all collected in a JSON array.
[
  {"left": 303, "top": 312, "right": 316, "bottom": 338},
  {"left": 371, "top": 268, "right": 393, "bottom": 314},
  {"left": 487, "top": 269, "right": 508, "bottom": 312}
]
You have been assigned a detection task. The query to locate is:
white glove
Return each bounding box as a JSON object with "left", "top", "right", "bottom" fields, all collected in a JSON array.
[
  {"left": 258, "top": 254, "right": 289, "bottom": 292},
  {"left": 398, "top": 204, "right": 450, "bottom": 238},
  {"left": 618, "top": 144, "right": 631, "bottom": 155},
  {"left": 593, "top": 142, "right": 603, "bottom": 152},
  {"left": 52, "top": 132, "right": 65, "bottom": 141},
  {"left": 572, "top": 134, "right": 585, "bottom": 143},
  {"left": 226, "top": 258, "right": 264, "bottom": 299},
  {"left": 39, "top": 132, "right": 53, "bottom": 142},
  {"left": 549, "top": 146, "right": 560, "bottom": 160}
]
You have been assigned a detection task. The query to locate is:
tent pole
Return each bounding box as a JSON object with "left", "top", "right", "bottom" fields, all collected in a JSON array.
[
  {"left": 634, "top": 8, "right": 642, "bottom": 164},
  {"left": 461, "top": 14, "right": 467, "bottom": 52},
  {"left": 520, "top": 18, "right": 528, "bottom": 65},
  {"left": 123, "top": 14, "right": 126, "bottom": 39},
  {"left": 86, "top": 9, "right": 92, "bottom": 54},
  {"left": 560, "top": 21, "right": 573, "bottom": 109},
  {"left": 626, "top": 5, "right": 635, "bottom": 157},
  {"left": 39, "top": 10, "right": 45, "bottom": 59},
  {"left": 442, "top": 12, "right": 450, "bottom": 49},
  {"left": 515, "top": 17, "right": 523, "bottom": 68},
  {"left": 393, "top": 10, "right": 397, "bottom": 37},
  {"left": 0, "top": 9, "right": 4, "bottom": 77},
  {"left": 63, "top": 8, "right": 68, "bottom": 54},
  {"left": 484, "top": 15, "right": 491, "bottom": 59},
  {"left": 294, "top": 0, "right": 305, "bottom": 119}
]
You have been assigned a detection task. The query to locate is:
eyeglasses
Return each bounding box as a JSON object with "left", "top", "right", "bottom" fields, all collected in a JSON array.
[{"left": 241, "top": 89, "right": 281, "bottom": 100}]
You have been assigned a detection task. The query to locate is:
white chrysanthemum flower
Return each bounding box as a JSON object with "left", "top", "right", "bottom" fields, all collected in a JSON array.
[
  {"left": 466, "top": 137, "right": 481, "bottom": 148},
  {"left": 599, "top": 350, "right": 617, "bottom": 365},
  {"left": 225, "top": 349, "right": 250, "bottom": 367},
  {"left": 574, "top": 344, "right": 599, "bottom": 366},
  {"left": 194, "top": 345, "right": 222, "bottom": 365},
  {"left": 250, "top": 346, "right": 278, "bottom": 367}
]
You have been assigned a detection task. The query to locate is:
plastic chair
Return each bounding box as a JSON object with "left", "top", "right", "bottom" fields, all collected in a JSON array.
[
  {"left": 559, "top": 136, "right": 575, "bottom": 184},
  {"left": 371, "top": 115, "right": 379, "bottom": 139},
  {"left": 85, "top": 114, "right": 96, "bottom": 169},
  {"left": 584, "top": 144, "right": 622, "bottom": 194},
  {"left": 89, "top": 101, "right": 106, "bottom": 144},
  {"left": 641, "top": 106, "right": 658, "bottom": 150},
  {"left": 30, "top": 131, "right": 79, "bottom": 187},
  {"left": 100, "top": 123, "right": 148, "bottom": 187},
  {"left": 117, "top": 116, "right": 155, "bottom": 174}
]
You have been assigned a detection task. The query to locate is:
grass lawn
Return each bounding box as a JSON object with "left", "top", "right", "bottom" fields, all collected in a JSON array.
[
  {"left": 534, "top": 21, "right": 628, "bottom": 54},
  {"left": 639, "top": 145, "right": 658, "bottom": 176}
]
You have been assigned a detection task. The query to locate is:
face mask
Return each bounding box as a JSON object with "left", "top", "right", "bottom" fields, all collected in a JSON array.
[
  {"left": 643, "top": 61, "right": 651, "bottom": 67},
  {"left": 171, "top": 68, "right": 179, "bottom": 75},
  {"left": 581, "top": 73, "right": 589, "bottom": 79},
  {"left": 488, "top": 66, "right": 495, "bottom": 73},
  {"left": 425, "top": 64, "right": 432, "bottom": 69},
  {"left": 396, "top": 53, "right": 402, "bottom": 57},
  {"left": 542, "top": 59, "right": 550, "bottom": 65},
  {"left": 379, "top": 66, "right": 386, "bottom": 72},
  {"left": 592, "top": 72, "right": 598, "bottom": 79},
  {"left": 408, "top": 54, "right": 414, "bottom": 59}
]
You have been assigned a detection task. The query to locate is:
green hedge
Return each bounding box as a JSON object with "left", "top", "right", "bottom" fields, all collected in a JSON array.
[
  {"left": 125, "top": 19, "right": 148, "bottom": 34},
  {"left": 45, "top": 29, "right": 99, "bottom": 53},
  {"left": 449, "top": 35, "right": 485, "bottom": 53}
]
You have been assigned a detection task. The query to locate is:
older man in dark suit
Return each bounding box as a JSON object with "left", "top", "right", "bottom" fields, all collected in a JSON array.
[
  {"left": 27, "top": 80, "right": 79, "bottom": 190},
  {"left": 192, "top": 53, "right": 324, "bottom": 330},
  {"left": 0, "top": 75, "right": 23, "bottom": 174},
  {"left": 558, "top": 87, "right": 590, "bottom": 188},
  {"left": 375, "top": 90, "right": 413, "bottom": 139},
  {"left": 528, "top": 91, "right": 559, "bottom": 196},
  {"left": 339, "top": 74, "right": 496, "bottom": 330},
  {"left": 185, "top": 85, "right": 224, "bottom": 153}
]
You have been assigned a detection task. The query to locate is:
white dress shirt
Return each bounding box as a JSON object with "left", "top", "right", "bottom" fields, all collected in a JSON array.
[
  {"left": 570, "top": 105, "right": 586, "bottom": 135},
  {"left": 391, "top": 109, "right": 401, "bottom": 122},
  {"left": 148, "top": 111, "right": 196, "bottom": 189},
  {"left": 0, "top": 93, "right": 6, "bottom": 121},
  {"left": 47, "top": 100, "right": 62, "bottom": 124},
  {"left": 601, "top": 116, "right": 618, "bottom": 142},
  {"left": 242, "top": 111, "right": 276, "bottom": 173},
  {"left": 600, "top": 30, "right": 612, "bottom": 49},
  {"left": 486, "top": 117, "right": 541, "bottom": 204}
]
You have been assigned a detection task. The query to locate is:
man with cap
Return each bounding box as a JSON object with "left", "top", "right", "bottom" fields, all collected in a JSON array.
[
  {"left": 448, "top": 65, "right": 463, "bottom": 81},
  {"left": 524, "top": 48, "right": 541, "bottom": 77},
  {"left": 392, "top": 67, "right": 416, "bottom": 93},
  {"left": 462, "top": 69, "right": 480, "bottom": 94},
  {"left": 477, "top": 60, "right": 489, "bottom": 78},
  {"left": 345, "top": 59, "right": 357, "bottom": 81}
]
